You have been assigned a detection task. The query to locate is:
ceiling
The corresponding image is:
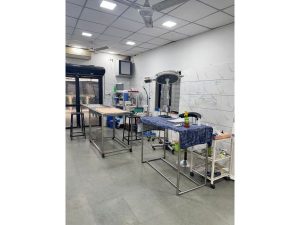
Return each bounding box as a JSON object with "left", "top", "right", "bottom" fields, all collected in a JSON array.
[{"left": 66, "top": 0, "right": 234, "bottom": 56}]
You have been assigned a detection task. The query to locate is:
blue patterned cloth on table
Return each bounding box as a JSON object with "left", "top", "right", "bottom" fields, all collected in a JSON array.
[{"left": 140, "top": 116, "right": 213, "bottom": 149}]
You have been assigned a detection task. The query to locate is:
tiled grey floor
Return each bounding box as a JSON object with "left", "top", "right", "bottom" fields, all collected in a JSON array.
[{"left": 66, "top": 128, "right": 234, "bottom": 225}]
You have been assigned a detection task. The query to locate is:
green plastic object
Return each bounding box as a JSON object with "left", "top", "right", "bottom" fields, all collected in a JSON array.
[
  {"left": 132, "top": 107, "right": 144, "bottom": 114},
  {"left": 174, "top": 142, "right": 180, "bottom": 152},
  {"left": 208, "top": 147, "right": 212, "bottom": 157},
  {"left": 113, "top": 86, "right": 116, "bottom": 93},
  {"left": 184, "top": 111, "right": 190, "bottom": 128}
]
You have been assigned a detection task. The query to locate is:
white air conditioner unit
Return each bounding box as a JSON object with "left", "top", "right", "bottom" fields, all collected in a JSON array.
[{"left": 66, "top": 47, "right": 91, "bottom": 60}]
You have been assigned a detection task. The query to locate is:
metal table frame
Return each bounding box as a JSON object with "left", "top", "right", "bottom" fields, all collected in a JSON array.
[
  {"left": 82, "top": 104, "right": 133, "bottom": 158},
  {"left": 141, "top": 124, "right": 209, "bottom": 195}
]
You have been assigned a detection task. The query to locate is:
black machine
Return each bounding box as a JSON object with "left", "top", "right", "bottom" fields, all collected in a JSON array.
[{"left": 66, "top": 63, "right": 105, "bottom": 77}]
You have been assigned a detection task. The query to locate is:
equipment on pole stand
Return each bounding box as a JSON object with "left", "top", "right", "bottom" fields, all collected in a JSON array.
[
  {"left": 151, "top": 71, "right": 183, "bottom": 154},
  {"left": 143, "top": 77, "right": 153, "bottom": 116}
]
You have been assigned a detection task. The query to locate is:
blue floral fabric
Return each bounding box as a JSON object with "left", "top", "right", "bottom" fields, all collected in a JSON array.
[{"left": 140, "top": 116, "right": 213, "bottom": 149}]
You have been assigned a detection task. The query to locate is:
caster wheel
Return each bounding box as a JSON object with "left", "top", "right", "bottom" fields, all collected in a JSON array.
[
  {"left": 101, "top": 154, "right": 105, "bottom": 158},
  {"left": 210, "top": 184, "right": 215, "bottom": 189},
  {"left": 171, "top": 150, "right": 175, "bottom": 155},
  {"left": 224, "top": 176, "right": 231, "bottom": 181},
  {"left": 89, "top": 140, "right": 92, "bottom": 143},
  {"left": 152, "top": 146, "right": 155, "bottom": 150},
  {"left": 190, "top": 172, "right": 194, "bottom": 177},
  {"left": 112, "top": 137, "right": 115, "bottom": 140},
  {"left": 152, "top": 138, "right": 155, "bottom": 141},
  {"left": 147, "top": 138, "right": 151, "bottom": 142},
  {"left": 159, "top": 140, "right": 163, "bottom": 144},
  {"left": 129, "top": 148, "right": 132, "bottom": 152}
]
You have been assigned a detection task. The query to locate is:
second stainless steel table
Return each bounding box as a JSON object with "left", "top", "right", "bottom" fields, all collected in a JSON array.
[{"left": 81, "top": 104, "right": 133, "bottom": 158}]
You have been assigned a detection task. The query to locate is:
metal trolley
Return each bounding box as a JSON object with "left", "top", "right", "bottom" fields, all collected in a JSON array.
[
  {"left": 141, "top": 116, "right": 213, "bottom": 195},
  {"left": 190, "top": 133, "right": 233, "bottom": 189},
  {"left": 82, "top": 104, "right": 133, "bottom": 158}
]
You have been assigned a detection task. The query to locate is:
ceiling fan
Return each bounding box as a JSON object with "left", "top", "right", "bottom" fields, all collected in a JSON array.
[
  {"left": 90, "top": 46, "right": 109, "bottom": 53},
  {"left": 113, "top": 0, "right": 189, "bottom": 27}
]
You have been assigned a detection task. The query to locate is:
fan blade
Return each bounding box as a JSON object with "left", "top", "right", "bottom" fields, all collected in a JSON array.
[
  {"left": 142, "top": 16, "right": 153, "bottom": 28},
  {"left": 139, "top": 7, "right": 153, "bottom": 27},
  {"left": 94, "top": 46, "right": 109, "bottom": 51},
  {"left": 112, "top": 0, "right": 141, "bottom": 9},
  {"left": 144, "top": 0, "right": 150, "bottom": 7},
  {"left": 152, "top": 0, "right": 189, "bottom": 12}
]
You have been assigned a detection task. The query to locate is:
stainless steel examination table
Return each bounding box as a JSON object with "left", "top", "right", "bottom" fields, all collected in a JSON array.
[
  {"left": 141, "top": 116, "right": 213, "bottom": 195},
  {"left": 81, "top": 104, "right": 133, "bottom": 158}
]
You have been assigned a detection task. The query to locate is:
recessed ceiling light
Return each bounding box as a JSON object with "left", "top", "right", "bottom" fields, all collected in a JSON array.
[
  {"left": 108, "top": 51, "right": 116, "bottom": 54},
  {"left": 100, "top": 0, "right": 117, "bottom": 10},
  {"left": 126, "top": 41, "right": 136, "bottom": 46},
  {"left": 162, "top": 21, "right": 177, "bottom": 28},
  {"left": 73, "top": 45, "right": 82, "bottom": 49},
  {"left": 82, "top": 32, "right": 92, "bottom": 37}
]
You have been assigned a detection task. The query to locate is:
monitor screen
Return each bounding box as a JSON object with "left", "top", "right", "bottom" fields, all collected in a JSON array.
[{"left": 119, "top": 60, "right": 132, "bottom": 75}]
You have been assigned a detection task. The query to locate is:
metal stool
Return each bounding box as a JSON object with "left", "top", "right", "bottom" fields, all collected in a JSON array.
[
  {"left": 70, "top": 112, "right": 86, "bottom": 140},
  {"left": 122, "top": 114, "right": 140, "bottom": 144}
]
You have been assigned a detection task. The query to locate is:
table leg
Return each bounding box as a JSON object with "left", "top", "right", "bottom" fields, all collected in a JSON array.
[
  {"left": 190, "top": 147, "right": 194, "bottom": 173},
  {"left": 101, "top": 115, "right": 104, "bottom": 157},
  {"left": 166, "top": 129, "right": 169, "bottom": 147},
  {"left": 130, "top": 116, "right": 133, "bottom": 143},
  {"left": 89, "top": 110, "right": 91, "bottom": 141},
  {"left": 113, "top": 116, "right": 115, "bottom": 139},
  {"left": 130, "top": 116, "right": 133, "bottom": 152},
  {"left": 204, "top": 143, "right": 208, "bottom": 185},
  {"left": 141, "top": 123, "right": 144, "bottom": 163},
  {"left": 122, "top": 116, "right": 126, "bottom": 141},
  {"left": 163, "top": 129, "right": 166, "bottom": 159},
  {"left": 135, "top": 118, "right": 137, "bottom": 140},
  {"left": 127, "top": 117, "right": 130, "bottom": 145},
  {"left": 211, "top": 140, "right": 217, "bottom": 185},
  {"left": 228, "top": 137, "right": 233, "bottom": 178},
  {"left": 176, "top": 139, "right": 181, "bottom": 195}
]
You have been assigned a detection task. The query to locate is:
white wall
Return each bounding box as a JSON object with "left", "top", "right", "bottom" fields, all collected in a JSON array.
[
  {"left": 131, "top": 24, "right": 234, "bottom": 132},
  {"left": 131, "top": 24, "right": 234, "bottom": 177},
  {"left": 66, "top": 53, "right": 131, "bottom": 106}
]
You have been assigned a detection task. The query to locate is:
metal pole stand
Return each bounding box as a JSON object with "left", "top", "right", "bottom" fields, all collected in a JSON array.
[{"left": 179, "top": 149, "right": 190, "bottom": 168}]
